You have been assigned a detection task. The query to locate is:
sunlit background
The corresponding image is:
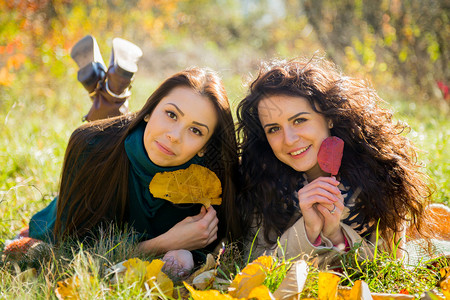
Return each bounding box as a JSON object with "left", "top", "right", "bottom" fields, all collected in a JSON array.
[{"left": 0, "top": 0, "right": 449, "bottom": 239}]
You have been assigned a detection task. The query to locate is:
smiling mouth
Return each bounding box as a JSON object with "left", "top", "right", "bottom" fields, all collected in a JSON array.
[
  {"left": 289, "top": 145, "right": 311, "bottom": 156},
  {"left": 156, "top": 141, "right": 175, "bottom": 155}
]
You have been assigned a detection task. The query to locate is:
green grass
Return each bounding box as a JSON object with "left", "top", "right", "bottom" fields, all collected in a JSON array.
[{"left": 1, "top": 68, "right": 449, "bottom": 298}]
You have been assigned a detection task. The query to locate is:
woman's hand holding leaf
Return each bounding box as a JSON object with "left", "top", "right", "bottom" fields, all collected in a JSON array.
[{"left": 297, "top": 176, "right": 341, "bottom": 244}]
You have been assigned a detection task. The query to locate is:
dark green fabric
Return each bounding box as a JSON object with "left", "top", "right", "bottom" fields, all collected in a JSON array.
[
  {"left": 124, "top": 122, "right": 204, "bottom": 241},
  {"left": 29, "top": 122, "right": 205, "bottom": 246}
]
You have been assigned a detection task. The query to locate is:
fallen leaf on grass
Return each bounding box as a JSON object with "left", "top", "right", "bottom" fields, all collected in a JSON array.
[
  {"left": 55, "top": 276, "right": 90, "bottom": 300},
  {"left": 185, "top": 282, "right": 238, "bottom": 300},
  {"left": 439, "top": 272, "right": 450, "bottom": 299},
  {"left": 248, "top": 285, "right": 275, "bottom": 299},
  {"left": 273, "top": 260, "right": 309, "bottom": 300},
  {"left": 188, "top": 253, "right": 217, "bottom": 283},
  {"left": 228, "top": 255, "right": 273, "bottom": 299},
  {"left": 318, "top": 272, "right": 340, "bottom": 300},
  {"left": 192, "top": 269, "right": 217, "bottom": 290},
  {"left": 123, "top": 258, "right": 173, "bottom": 297},
  {"left": 149, "top": 164, "right": 222, "bottom": 208},
  {"left": 347, "top": 280, "right": 372, "bottom": 299}
]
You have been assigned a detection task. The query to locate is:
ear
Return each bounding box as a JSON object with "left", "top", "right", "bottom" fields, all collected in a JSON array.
[
  {"left": 328, "top": 119, "right": 334, "bottom": 129},
  {"left": 144, "top": 114, "right": 150, "bottom": 122},
  {"left": 197, "top": 148, "right": 206, "bottom": 157}
]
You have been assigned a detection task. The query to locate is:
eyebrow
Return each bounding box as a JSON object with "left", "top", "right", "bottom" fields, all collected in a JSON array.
[
  {"left": 167, "top": 103, "right": 210, "bottom": 133},
  {"left": 193, "top": 121, "right": 210, "bottom": 133},
  {"left": 263, "top": 112, "right": 310, "bottom": 129},
  {"left": 167, "top": 103, "right": 185, "bottom": 116}
]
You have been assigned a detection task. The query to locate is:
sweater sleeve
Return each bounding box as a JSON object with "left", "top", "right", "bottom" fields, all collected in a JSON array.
[{"left": 245, "top": 216, "right": 376, "bottom": 267}]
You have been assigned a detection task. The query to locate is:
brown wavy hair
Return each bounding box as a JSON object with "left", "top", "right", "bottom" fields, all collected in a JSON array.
[
  {"left": 236, "top": 56, "right": 432, "bottom": 245},
  {"left": 54, "top": 67, "right": 239, "bottom": 242}
]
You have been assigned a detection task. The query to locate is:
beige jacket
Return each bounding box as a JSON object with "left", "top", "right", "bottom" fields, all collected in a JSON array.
[{"left": 245, "top": 216, "right": 383, "bottom": 268}]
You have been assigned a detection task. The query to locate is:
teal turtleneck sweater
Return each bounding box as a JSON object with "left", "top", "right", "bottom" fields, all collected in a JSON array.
[
  {"left": 124, "top": 122, "right": 204, "bottom": 241},
  {"left": 29, "top": 122, "right": 205, "bottom": 244}
]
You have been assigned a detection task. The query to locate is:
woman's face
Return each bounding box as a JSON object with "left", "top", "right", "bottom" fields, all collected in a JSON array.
[
  {"left": 258, "top": 94, "right": 332, "bottom": 180},
  {"left": 144, "top": 86, "right": 218, "bottom": 167}
]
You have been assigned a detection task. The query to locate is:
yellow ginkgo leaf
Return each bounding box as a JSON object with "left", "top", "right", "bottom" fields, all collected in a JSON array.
[
  {"left": 440, "top": 273, "right": 450, "bottom": 299},
  {"left": 184, "top": 282, "right": 238, "bottom": 300},
  {"left": 228, "top": 256, "right": 273, "bottom": 299},
  {"left": 123, "top": 257, "right": 150, "bottom": 283},
  {"left": 252, "top": 255, "right": 274, "bottom": 272},
  {"left": 318, "top": 272, "right": 340, "bottom": 300},
  {"left": 346, "top": 280, "right": 373, "bottom": 300},
  {"left": 123, "top": 258, "right": 173, "bottom": 297},
  {"left": 248, "top": 285, "right": 275, "bottom": 300},
  {"left": 55, "top": 276, "right": 81, "bottom": 300},
  {"left": 149, "top": 164, "right": 222, "bottom": 208}
]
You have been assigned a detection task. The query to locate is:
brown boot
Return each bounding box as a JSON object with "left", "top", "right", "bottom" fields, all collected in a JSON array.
[
  {"left": 84, "top": 38, "right": 142, "bottom": 122},
  {"left": 70, "top": 35, "right": 107, "bottom": 94}
]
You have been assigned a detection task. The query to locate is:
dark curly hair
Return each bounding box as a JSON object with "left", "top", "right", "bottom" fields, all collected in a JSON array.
[{"left": 236, "top": 56, "right": 432, "bottom": 245}]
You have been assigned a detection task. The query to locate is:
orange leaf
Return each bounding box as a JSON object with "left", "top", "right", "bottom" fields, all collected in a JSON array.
[
  {"left": 184, "top": 282, "right": 238, "bottom": 300},
  {"left": 345, "top": 280, "right": 373, "bottom": 300},
  {"left": 149, "top": 164, "right": 222, "bottom": 208},
  {"left": 228, "top": 256, "right": 273, "bottom": 299},
  {"left": 248, "top": 285, "right": 275, "bottom": 299},
  {"left": 318, "top": 272, "right": 340, "bottom": 300},
  {"left": 440, "top": 273, "right": 450, "bottom": 299},
  {"left": 55, "top": 276, "right": 95, "bottom": 300}
]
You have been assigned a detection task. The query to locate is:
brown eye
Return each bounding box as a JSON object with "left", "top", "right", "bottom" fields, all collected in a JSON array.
[
  {"left": 267, "top": 126, "right": 280, "bottom": 134},
  {"left": 166, "top": 110, "right": 177, "bottom": 120},
  {"left": 294, "top": 118, "right": 306, "bottom": 125},
  {"left": 190, "top": 127, "right": 203, "bottom": 136}
]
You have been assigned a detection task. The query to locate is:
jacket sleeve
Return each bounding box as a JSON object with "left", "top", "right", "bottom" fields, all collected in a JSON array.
[{"left": 245, "top": 216, "right": 377, "bottom": 267}]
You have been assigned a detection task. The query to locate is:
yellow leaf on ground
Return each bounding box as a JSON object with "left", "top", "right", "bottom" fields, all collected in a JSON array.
[
  {"left": 347, "top": 280, "right": 373, "bottom": 300},
  {"left": 318, "top": 272, "right": 340, "bottom": 300},
  {"left": 252, "top": 255, "right": 274, "bottom": 272},
  {"left": 248, "top": 285, "right": 275, "bottom": 299},
  {"left": 228, "top": 256, "right": 274, "bottom": 299},
  {"left": 440, "top": 274, "right": 450, "bottom": 299},
  {"left": 55, "top": 276, "right": 81, "bottom": 300},
  {"left": 149, "top": 164, "right": 222, "bottom": 207},
  {"left": 123, "top": 258, "right": 173, "bottom": 296},
  {"left": 185, "top": 282, "right": 238, "bottom": 300}
]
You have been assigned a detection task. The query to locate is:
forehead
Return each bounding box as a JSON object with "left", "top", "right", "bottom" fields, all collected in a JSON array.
[
  {"left": 158, "top": 86, "right": 217, "bottom": 122},
  {"left": 258, "top": 94, "right": 313, "bottom": 123}
]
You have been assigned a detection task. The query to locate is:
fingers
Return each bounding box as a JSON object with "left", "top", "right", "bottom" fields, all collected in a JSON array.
[
  {"left": 202, "top": 206, "right": 217, "bottom": 223},
  {"left": 301, "top": 177, "right": 341, "bottom": 196},
  {"left": 188, "top": 206, "right": 207, "bottom": 222},
  {"left": 297, "top": 177, "right": 342, "bottom": 208}
]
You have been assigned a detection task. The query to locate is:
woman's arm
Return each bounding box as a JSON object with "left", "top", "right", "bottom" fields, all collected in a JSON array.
[{"left": 137, "top": 206, "right": 219, "bottom": 254}]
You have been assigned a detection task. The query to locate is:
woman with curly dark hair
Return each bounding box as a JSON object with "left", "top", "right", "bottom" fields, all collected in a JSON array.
[{"left": 236, "top": 56, "right": 431, "bottom": 266}]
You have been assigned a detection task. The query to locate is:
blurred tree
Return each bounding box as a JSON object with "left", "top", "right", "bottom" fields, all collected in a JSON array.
[{"left": 303, "top": 0, "right": 449, "bottom": 104}]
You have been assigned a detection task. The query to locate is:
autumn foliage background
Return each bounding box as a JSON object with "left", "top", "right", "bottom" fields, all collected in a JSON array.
[
  {"left": 1, "top": 0, "right": 449, "bottom": 243},
  {"left": 0, "top": 0, "right": 449, "bottom": 298}
]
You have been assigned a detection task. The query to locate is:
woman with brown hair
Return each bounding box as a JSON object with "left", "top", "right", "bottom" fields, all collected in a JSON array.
[
  {"left": 236, "top": 56, "right": 431, "bottom": 266},
  {"left": 27, "top": 67, "right": 239, "bottom": 277}
]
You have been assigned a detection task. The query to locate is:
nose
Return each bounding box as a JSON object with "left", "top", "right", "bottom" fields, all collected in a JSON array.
[
  {"left": 283, "top": 126, "right": 299, "bottom": 146},
  {"left": 166, "top": 128, "right": 181, "bottom": 143}
]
